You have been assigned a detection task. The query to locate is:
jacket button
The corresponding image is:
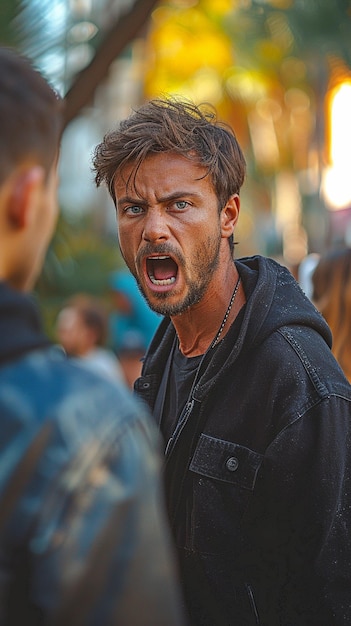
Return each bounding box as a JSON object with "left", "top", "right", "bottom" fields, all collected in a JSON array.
[{"left": 226, "top": 456, "right": 239, "bottom": 472}]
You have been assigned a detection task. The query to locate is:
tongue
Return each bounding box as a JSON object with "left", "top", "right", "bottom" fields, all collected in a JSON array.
[{"left": 152, "top": 258, "right": 177, "bottom": 280}]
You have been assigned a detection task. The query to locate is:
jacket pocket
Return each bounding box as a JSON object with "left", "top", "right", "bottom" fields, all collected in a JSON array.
[
  {"left": 183, "top": 434, "right": 264, "bottom": 556},
  {"left": 189, "top": 433, "right": 263, "bottom": 490}
]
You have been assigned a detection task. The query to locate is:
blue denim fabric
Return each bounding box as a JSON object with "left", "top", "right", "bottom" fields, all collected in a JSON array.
[{"left": 0, "top": 346, "right": 184, "bottom": 625}]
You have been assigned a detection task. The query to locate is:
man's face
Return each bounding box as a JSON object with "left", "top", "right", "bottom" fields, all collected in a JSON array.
[{"left": 114, "top": 152, "right": 228, "bottom": 317}]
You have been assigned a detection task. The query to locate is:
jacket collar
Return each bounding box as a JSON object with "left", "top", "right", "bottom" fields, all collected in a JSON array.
[
  {"left": 137, "top": 255, "right": 332, "bottom": 402},
  {"left": 0, "top": 281, "right": 51, "bottom": 366}
]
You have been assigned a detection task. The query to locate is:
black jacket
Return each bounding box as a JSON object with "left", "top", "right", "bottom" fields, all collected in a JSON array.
[
  {"left": 135, "top": 255, "right": 351, "bottom": 626},
  {"left": 0, "top": 282, "right": 184, "bottom": 626}
]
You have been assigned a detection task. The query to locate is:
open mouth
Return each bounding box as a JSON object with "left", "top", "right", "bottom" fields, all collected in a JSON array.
[{"left": 146, "top": 255, "right": 178, "bottom": 286}]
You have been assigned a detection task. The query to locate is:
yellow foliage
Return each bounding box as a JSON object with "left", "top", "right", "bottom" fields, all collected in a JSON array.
[
  {"left": 144, "top": 2, "right": 233, "bottom": 98},
  {"left": 255, "top": 40, "right": 285, "bottom": 65}
]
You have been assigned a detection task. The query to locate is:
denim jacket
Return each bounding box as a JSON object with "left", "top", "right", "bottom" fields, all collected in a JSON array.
[
  {"left": 0, "top": 282, "right": 184, "bottom": 626},
  {"left": 135, "top": 255, "right": 351, "bottom": 626}
]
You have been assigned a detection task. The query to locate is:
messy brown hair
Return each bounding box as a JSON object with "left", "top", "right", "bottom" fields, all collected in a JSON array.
[{"left": 93, "top": 97, "right": 246, "bottom": 211}]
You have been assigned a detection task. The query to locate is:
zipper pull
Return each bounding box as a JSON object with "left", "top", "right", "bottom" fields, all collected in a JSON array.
[
  {"left": 165, "top": 399, "right": 195, "bottom": 458},
  {"left": 165, "top": 437, "right": 173, "bottom": 456},
  {"left": 183, "top": 399, "right": 194, "bottom": 420}
]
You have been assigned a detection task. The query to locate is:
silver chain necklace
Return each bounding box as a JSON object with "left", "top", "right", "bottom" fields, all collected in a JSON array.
[
  {"left": 165, "top": 273, "right": 242, "bottom": 456},
  {"left": 211, "top": 275, "right": 241, "bottom": 348}
]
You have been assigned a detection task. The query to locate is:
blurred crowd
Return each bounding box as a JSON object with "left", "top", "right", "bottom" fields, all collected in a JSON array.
[
  {"left": 55, "top": 269, "right": 161, "bottom": 389},
  {"left": 298, "top": 247, "right": 351, "bottom": 383}
]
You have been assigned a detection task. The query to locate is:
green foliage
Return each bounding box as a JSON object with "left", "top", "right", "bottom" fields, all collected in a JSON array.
[
  {"left": 232, "top": 0, "right": 351, "bottom": 69},
  {"left": 35, "top": 212, "right": 124, "bottom": 339},
  {"left": 0, "top": 0, "right": 22, "bottom": 46}
]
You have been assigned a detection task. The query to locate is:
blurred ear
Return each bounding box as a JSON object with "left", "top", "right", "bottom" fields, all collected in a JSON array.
[
  {"left": 221, "top": 194, "right": 240, "bottom": 239},
  {"left": 7, "top": 166, "right": 45, "bottom": 229}
]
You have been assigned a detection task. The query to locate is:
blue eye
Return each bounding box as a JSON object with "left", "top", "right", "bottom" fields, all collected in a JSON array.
[
  {"left": 175, "top": 201, "right": 188, "bottom": 210},
  {"left": 126, "top": 205, "right": 143, "bottom": 215}
]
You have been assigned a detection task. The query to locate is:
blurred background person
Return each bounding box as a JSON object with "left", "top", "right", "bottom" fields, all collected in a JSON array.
[
  {"left": 56, "top": 292, "right": 125, "bottom": 383},
  {"left": 109, "top": 269, "right": 161, "bottom": 385},
  {"left": 117, "top": 328, "right": 149, "bottom": 389},
  {"left": 298, "top": 252, "right": 320, "bottom": 300},
  {"left": 312, "top": 247, "right": 351, "bottom": 382}
]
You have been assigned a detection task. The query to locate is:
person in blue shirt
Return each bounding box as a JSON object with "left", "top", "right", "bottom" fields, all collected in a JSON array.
[
  {"left": 109, "top": 269, "right": 161, "bottom": 386},
  {"left": 109, "top": 269, "right": 161, "bottom": 353}
]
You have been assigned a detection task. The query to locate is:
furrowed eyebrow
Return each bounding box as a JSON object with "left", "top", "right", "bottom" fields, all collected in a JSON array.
[
  {"left": 156, "top": 191, "right": 202, "bottom": 203},
  {"left": 117, "top": 191, "right": 202, "bottom": 206},
  {"left": 117, "top": 195, "right": 145, "bottom": 206}
]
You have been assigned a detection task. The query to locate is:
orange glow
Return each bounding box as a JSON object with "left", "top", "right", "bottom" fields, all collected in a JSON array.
[{"left": 322, "top": 80, "right": 351, "bottom": 210}]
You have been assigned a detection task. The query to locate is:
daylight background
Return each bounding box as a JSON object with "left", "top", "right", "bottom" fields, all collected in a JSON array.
[{"left": 2, "top": 0, "right": 351, "bottom": 334}]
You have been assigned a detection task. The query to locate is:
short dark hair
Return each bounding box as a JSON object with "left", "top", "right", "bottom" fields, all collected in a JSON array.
[
  {"left": 93, "top": 97, "right": 246, "bottom": 210},
  {"left": 0, "top": 47, "right": 63, "bottom": 185}
]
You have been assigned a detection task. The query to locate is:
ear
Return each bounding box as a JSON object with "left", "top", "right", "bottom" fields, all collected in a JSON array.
[
  {"left": 220, "top": 194, "right": 240, "bottom": 239},
  {"left": 7, "top": 166, "right": 45, "bottom": 229}
]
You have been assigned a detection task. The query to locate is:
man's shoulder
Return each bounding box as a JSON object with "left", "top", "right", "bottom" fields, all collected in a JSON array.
[
  {"left": 0, "top": 345, "right": 162, "bottom": 556},
  {"left": 251, "top": 324, "right": 351, "bottom": 408},
  {"left": 0, "top": 344, "right": 152, "bottom": 444},
  {"left": 0, "top": 342, "right": 159, "bottom": 479}
]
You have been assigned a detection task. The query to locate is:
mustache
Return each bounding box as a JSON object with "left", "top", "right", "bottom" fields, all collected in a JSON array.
[{"left": 136, "top": 243, "right": 185, "bottom": 269}]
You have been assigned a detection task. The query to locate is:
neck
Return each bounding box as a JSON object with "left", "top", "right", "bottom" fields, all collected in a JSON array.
[{"left": 173, "top": 264, "right": 245, "bottom": 357}]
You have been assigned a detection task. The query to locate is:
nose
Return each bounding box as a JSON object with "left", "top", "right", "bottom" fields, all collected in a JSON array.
[{"left": 142, "top": 208, "right": 169, "bottom": 243}]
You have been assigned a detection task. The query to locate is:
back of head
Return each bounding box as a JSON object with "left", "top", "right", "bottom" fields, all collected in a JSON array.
[
  {"left": 93, "top": 97, "right": 246, "bottom": 209},
  {"left": 0, "top": 47, "right": 63, "bottom": 184}
]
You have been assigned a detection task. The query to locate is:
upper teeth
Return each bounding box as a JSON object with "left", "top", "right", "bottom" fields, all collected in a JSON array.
[{"left": 148, "top": 256, "right": 176, "bottom": 286}]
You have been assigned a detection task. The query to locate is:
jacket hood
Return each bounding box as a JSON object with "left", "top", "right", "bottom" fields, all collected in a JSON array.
[
  {"left": 196, "top": 255, "right": 333, "bottom": 396},
  {"left": 235, "top": 255, "right": 331, "bottom": 348},
  {"left": 0, "top": 281, "right": 51, "bottom": 366},
  {"left": 142, "top": 256, "right": 332, "bottom": 397}
]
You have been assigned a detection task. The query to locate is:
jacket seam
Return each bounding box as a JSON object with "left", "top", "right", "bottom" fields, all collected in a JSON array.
[{"left": 278, "top": 327, "right": 328, "bottom": 396}]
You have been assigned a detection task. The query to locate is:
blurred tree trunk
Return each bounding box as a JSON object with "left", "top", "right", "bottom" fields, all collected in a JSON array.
[{"left": 63, "top": 0, "right": 159, "bottom": 128}]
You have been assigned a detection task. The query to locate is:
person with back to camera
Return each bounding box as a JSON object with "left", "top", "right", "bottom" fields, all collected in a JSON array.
[
  {"left": 311, "top": 247, "right": 351, "bottom": 383},
  {"left": 0, "top": 48, "right": 185, "bottom": 626},
  {"left": 93, "top": 97, "right": 351, "bottom": 626}
]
